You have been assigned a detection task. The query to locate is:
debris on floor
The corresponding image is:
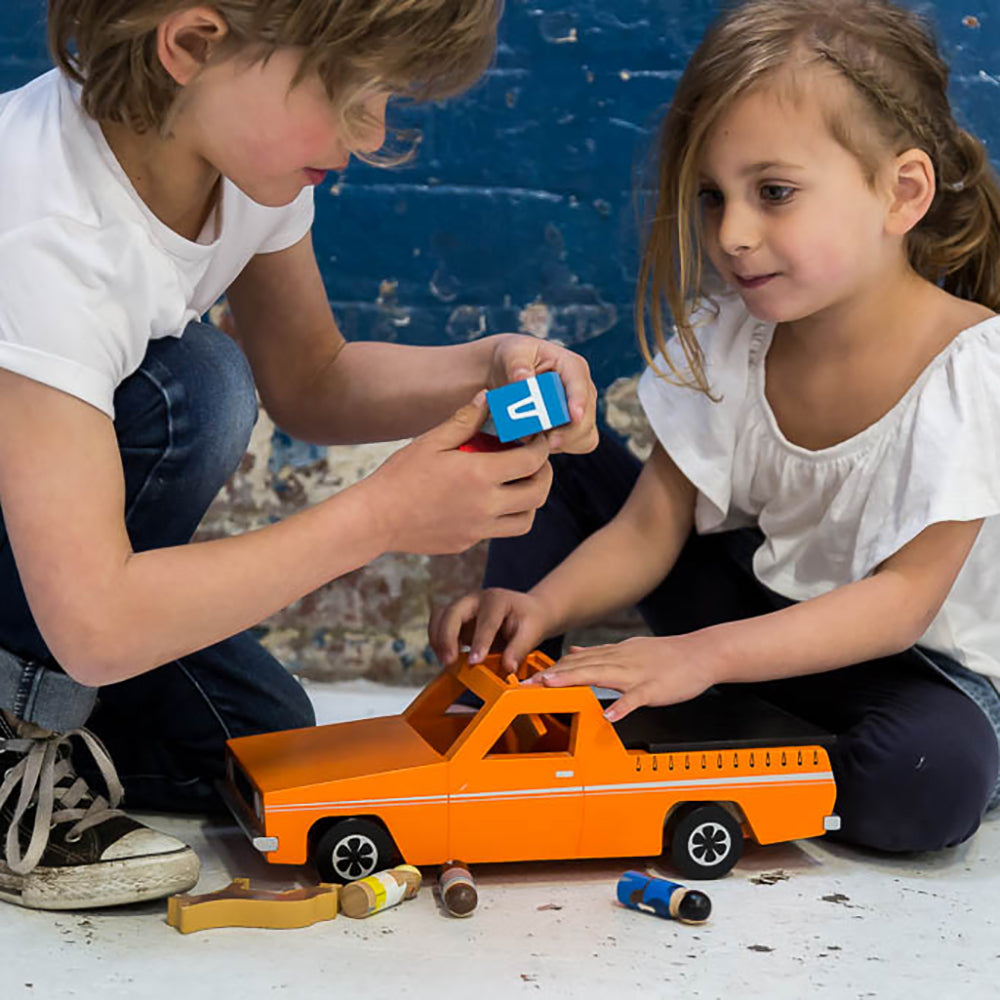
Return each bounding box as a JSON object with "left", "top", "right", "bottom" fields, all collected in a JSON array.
[{"left": 750, "top": 869, "right": 791, "bottom": 885}]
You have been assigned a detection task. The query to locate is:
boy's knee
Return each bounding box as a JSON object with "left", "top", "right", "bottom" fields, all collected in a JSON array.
[
  {"left": 182, "top": 323, "right": 258, "bottom": 463},
  {"left": 833, "top": 698, "right": 998, "bottom": 853},
  {"left": 247, "top": 665, "right": 316, "bottom": 736},
  {"left": 275, "top": 678, "right": 316, "bottom": 732}
]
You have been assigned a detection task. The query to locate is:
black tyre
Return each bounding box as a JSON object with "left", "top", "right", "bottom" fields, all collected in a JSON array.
[
  {"left": 668, "top": 804, "right": 744, "bottom": 880},
  {"left": 313, "top": 818, "right": 399, "bottom": 883}
]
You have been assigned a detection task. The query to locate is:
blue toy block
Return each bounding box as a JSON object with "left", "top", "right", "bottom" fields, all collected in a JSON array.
[{"left": 485, "top": 372, "right": 571, "bottom": 443}]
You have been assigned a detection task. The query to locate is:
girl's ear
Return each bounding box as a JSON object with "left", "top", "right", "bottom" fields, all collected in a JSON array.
[
  {"left": 885, "top": 148, "right": 936, "bottom": 236},
  {"left": 157, "top": 6, "right": 230, "bottom": 87}
]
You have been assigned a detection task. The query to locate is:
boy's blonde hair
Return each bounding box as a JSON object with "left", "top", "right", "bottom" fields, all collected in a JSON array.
[
  {"left": 638, "top": 0, "right": 1000, "bottom": 393},
  {"left": 48, "top": 0, "right": 502, "bottom": 142}
]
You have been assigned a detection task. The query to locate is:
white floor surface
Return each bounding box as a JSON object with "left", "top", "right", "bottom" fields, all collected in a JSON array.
[{"left": 5, "top": 678, "right": 998, "bottom": 1000}]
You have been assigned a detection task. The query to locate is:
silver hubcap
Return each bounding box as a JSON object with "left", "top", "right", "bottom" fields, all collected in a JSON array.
[
  {"left": 687, "top": 820, "right": 732, "bottom": 867},
  {"left": 331, "top": 832, "right": 379, "bottom": 880}
]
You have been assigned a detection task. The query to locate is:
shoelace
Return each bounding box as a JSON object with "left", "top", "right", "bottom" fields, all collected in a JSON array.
[{"left": 0, "top": 728, "right": 125, "bottom": 875}]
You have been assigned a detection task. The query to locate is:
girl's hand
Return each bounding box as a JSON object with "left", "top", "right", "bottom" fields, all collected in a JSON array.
[
  {"left": 487, "top": 335, "right": 598, "bottom": 455},
  {"left": 368, "top": 393, "right": 552, "bottom": 556},
  {"left": 429, "top": 587, "right": 553, "bottom": 673},
  {"left": 524, "top": 636, "right": 717, "bottom": 721}
]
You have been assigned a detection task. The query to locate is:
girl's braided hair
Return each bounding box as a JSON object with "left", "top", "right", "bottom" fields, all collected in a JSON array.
[{"left": 638, "top": 0, "right": 1000, "bottom": 393}]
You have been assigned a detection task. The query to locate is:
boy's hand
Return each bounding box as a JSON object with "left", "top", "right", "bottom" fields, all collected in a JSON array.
[
  {"left": 488, "top": 335, "right": 598, "bottom": 455},
  {"left": 429, "top": 587, "right": 553, "bottom": 672},
  {"left": 523, "top": 635, "right": 717, "bottom": 721},
  {"left": 367, "top": 392, "right": 553, "bottom": 556}
]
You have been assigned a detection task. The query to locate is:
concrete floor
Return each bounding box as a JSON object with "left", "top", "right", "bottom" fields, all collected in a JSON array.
[{"left": 5, "top": 678, "right": 998, "bottom": 1000}]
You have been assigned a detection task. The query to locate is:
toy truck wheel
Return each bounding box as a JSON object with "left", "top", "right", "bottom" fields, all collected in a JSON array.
[
  {"left": 668, "top": 804, "right": 744, "bottom": 880},
  {"left": 313, "top": 819, "right": 398, "bottom": 883}
]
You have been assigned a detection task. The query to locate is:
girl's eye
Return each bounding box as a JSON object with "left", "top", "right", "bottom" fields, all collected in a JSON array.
[
  {"left": 698, "top": 188, "right": 724, "bottom": 210},
  {"left": 761, "top": 184, "right": 795, "bottom": 204}
]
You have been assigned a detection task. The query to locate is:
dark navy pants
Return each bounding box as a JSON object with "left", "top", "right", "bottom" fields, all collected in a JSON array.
[
  {"left": 486, "top": 432, "right": 1000, "bottom": 854},
  {"left": 0, "top": 323, "right": 315, "bottom": 812}
]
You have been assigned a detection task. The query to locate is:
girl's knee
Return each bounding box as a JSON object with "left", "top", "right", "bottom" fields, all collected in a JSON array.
[{"left": 833, "top": 701, "right": 998, "bottom": 853}]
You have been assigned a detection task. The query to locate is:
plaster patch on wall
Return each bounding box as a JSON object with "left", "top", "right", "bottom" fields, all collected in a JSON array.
[
  {"left": 536, "top": 10, "right": 579, "bottom": 44},
  {"left": 430, "top": 267, "right": 460, "bottom": 302},
  {"left": 373, "top": 278, "right": 412, "bottom": 338},
  {"left": 519, "top": 300, "right": 554, "bottom": 338},
  {"left": 603, "top": 374, "right": 654, "bottom": 459},
  {"left": 446, "top": 305, "right": 488, "bottom": 340}
]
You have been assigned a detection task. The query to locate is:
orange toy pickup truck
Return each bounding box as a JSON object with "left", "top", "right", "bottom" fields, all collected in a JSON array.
[{"left": 223, "top": 652, "right": 839, "bottom": 882}]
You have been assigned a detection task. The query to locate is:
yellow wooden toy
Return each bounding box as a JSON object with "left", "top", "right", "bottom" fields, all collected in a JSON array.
[{"left": 166, "top": 878, "right": 339, "bottom": 934}]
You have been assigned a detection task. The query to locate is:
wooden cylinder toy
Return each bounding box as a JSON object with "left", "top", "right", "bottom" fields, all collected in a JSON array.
[
  {"left": 438, "top": 861, "right": 478, "bottom": 917},
  {"left": 616, "top": 871, "right": 711, "bottom": 925},
  {"left": 340, "top": 865, "right": 422, "bottom": 919}
]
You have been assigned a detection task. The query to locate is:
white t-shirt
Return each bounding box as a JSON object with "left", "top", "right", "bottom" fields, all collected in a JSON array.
[
  {"left": 638, "top": 290, "right": 1000, "bottom": 682},
  {"left": 0, "top": 69, "right": 315, "bottom": 417}
]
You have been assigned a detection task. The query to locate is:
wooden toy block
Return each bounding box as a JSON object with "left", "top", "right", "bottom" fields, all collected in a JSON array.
[
  {"left": 486, "top": 372, "right": 571, "bottom": 442},
  {"left": 166, "top": 878, "right": 339, "bottom": 933}
]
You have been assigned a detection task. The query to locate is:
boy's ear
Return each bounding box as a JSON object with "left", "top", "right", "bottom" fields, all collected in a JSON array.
[
  {"left": 885, "top": 147, "right": 936, "bottom": 236},
  {"left": 157, "top": 6, "right": 230, "bottom": 86}
]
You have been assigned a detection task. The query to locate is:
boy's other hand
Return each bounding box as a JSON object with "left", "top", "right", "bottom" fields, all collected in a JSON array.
[
  {"left": 367, "top": 392, "right": 553, "bottom": 556},
  {"left": 488, "top": 335, "right": 599, "bottom": 455},
  {"left": 429, "top": 587, "right": 552, "bottom": 673}
]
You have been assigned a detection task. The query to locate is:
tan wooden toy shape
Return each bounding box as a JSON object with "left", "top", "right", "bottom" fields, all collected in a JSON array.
[{"left": 167, "top": 878, "right": 339, "bottom": 933}]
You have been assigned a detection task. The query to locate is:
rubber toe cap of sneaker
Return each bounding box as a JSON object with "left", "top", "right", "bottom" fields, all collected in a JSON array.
[{"left": 100, "top": 827, "right": 192, "bottom": 862}]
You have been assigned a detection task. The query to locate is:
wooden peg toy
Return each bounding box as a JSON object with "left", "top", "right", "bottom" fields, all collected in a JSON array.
[
  {"left": 339, "top": 864, "right": 422, "bottom": 919},
  {"left": 438, "top": 860, "right": 478, "bottom": 917},
  {"left": 616, "top": 871, "right": 711, "bottom": 925}
]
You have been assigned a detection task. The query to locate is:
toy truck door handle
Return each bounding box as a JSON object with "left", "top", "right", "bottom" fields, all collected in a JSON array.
[{"left": 555, "top": 770, "right": 575, "bottom": 778}]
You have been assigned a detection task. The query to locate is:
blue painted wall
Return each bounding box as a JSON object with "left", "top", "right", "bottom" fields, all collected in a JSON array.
[{"left": 2, "top": 1, "right": 998, "bottom": 392}]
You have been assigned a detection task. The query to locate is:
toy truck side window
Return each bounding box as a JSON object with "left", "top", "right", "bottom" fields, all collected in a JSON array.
[{"left": 486, "top": 712, "right": 576, "bottom": 756}]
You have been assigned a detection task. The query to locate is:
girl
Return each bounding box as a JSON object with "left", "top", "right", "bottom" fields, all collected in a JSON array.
[{"left": 431, "top": 0, "right": 1000, "bottom": 855}]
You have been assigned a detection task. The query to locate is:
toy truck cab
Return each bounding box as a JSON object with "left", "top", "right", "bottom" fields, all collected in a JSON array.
[{"left": 223, "top": 652, "right": 838, "bottom": 882}]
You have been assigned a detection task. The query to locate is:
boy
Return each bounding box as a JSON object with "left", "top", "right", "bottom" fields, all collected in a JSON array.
[{"left": 0, "top": 0, "right": 598, "bottom": 910}]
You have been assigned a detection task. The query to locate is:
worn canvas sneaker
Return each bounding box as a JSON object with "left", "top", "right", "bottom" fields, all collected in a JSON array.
[{"left": 0, "top": 712, "right": 199, "bottom": 909}]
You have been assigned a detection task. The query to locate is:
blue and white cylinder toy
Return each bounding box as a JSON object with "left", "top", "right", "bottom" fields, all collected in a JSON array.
[{"left": 616, "top": 871, "right": 712, "bottom": 924}]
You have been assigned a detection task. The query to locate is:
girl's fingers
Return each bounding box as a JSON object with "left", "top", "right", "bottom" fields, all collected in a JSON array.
[
  {"left": 539, "top": 660, "right": 627, "bottom": 689},
  {"left": 551, "top": 644, "right": 619, "bottom": 671},
  {"left": 602, "top": 684, "right": 653, "bottom": 722}
]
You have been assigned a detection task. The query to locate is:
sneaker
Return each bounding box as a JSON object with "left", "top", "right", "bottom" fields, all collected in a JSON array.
[{"left": 0, "top": 712, "right": 199, "bottom": 910}]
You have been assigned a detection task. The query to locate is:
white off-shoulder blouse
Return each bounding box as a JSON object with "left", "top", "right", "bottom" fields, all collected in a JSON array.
[{"left": 638, "top": 291, "right": 1000, "bottom": 682}]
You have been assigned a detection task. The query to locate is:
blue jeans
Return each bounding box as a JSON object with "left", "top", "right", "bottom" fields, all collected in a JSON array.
[
  {"left": 487, "top": 431, "right": 1000, "bottom": 853},
  {"left": 0, "top": 323, "right": 315, "bottom": 811}
]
